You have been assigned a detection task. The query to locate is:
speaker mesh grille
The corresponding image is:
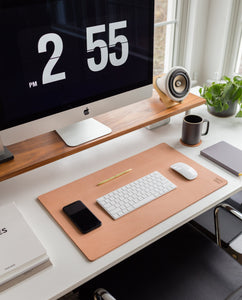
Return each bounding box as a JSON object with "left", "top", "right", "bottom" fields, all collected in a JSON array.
[{"left": 168, "top": 69, "right": 190, "bottom": 99}]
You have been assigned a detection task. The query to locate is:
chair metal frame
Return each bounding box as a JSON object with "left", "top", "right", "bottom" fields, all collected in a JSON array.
[{"left": 214, "top": 203, "right": 242, "bottom": 247}]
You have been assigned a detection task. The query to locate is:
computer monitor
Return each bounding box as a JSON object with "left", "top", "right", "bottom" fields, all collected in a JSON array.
[{"left": 0, "top": 0, "right": 154, "bottom": 149}]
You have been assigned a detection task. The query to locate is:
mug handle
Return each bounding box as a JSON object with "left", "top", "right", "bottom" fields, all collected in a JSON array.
[{"left": 202, "top": 119, "right": 209, "bottom": 136}]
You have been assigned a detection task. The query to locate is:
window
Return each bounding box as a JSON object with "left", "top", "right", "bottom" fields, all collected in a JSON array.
[
  {"left": 153, "top": 1, "right": 242, "bottom": 85},
  {"left": 153, "top": 0, "right": 177, "bottom": 75}
]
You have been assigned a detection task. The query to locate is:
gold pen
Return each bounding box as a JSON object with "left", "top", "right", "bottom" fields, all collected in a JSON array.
[{"left": 96, "top": 168, "right": 132, "bottom": 186}]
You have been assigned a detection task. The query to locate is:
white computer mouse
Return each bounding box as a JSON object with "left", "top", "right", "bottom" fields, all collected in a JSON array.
[{"left": 170, "top": 162, "right": 198, "bottom": 180}]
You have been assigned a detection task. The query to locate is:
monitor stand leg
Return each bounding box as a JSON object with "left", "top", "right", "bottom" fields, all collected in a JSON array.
[
  {"left": 0, "top": 137, "right": 14, "bottom": 164},
  {"left": 56, "top": 118, "right": 112, "bottom": 147},
  {"left": 146, "top": 118, "right": 170, "bottom": 130}
]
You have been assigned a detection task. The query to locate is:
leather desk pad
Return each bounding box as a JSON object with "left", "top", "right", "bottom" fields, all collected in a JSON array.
[{"left": 38, "top": 143, "right": 227, "bottom": 261}]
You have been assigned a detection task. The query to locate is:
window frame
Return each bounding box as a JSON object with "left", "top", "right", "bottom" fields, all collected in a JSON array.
[
  {"left": 153, "top": 0, "right": 192, "bottom": 74},
  {"left": 153, "top": 0, "right": 178, "bottom": 75}
]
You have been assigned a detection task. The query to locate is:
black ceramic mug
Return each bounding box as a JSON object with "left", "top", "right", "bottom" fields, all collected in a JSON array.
[{"left": 181, "top": 114, "right": 209, "bottom": 146}]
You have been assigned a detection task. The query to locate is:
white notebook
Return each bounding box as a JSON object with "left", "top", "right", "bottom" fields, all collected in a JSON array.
[{"left": 0, "top": 202, "right": 50, "bottom": 289}]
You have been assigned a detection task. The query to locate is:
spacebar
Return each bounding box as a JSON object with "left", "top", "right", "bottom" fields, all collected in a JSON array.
[{"left": 133, "top": 195, "right": 157, "bottom": 209}]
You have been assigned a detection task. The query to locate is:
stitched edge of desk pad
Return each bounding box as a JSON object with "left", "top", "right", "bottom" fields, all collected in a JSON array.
[{"left": 38, "top": 143, "right": 227, "bottom": 261}]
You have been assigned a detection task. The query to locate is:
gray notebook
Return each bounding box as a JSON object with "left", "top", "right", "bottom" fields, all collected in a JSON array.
[{"left": 200, "top": 141, "right": 242, "bottom": 176}]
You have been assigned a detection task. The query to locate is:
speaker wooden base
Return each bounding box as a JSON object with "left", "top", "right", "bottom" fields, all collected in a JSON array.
[{"left": 153, "top": 75, "right": 181, "bottom": 109}]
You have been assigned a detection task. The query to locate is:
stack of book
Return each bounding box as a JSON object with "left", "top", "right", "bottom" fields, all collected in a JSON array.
[{"left": 0, "top": 202, "right": 51, "bottom": 291}]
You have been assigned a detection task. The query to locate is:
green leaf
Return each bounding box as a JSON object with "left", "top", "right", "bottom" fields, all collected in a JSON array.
[
  {"left": 210, "top": 84, "right": 221, "bottom": 97},
  {"left": 231, "top": 87, "right": 242, "bottom": 102},
  {"left": 235, "top": 110, "right": 242, "bottom": 117},
  {"left": 233, "top": 76, "right": 242, "bottom": 86},
  {"left": 223, "top": 75, "right": 231, "bottom": 82},
  {"left": 199, "top": 87, "right": 203, "bottom": 96},
  {"left": 205, "top": 91, "right": 213, "bottom": 100},
  {"left": 223, "top": 103, "right": 229, "bottom": 111},
  {"left": 222, "top": 83, "right": 236, "bottom": 102}
]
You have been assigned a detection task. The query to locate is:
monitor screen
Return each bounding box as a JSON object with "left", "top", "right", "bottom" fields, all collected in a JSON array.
[{"left": 0, "top": 0, "right": 154, "bottom": 145}]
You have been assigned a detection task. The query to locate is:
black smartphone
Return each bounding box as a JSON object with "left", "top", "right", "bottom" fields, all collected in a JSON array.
[{"left": 63, "top": 200, "right": 101, "bottom": 234}]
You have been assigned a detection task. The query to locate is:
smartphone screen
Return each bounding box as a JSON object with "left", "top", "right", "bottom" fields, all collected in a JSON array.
[{"left": 63, "top": 200, "right": 101, "bottom": 234}]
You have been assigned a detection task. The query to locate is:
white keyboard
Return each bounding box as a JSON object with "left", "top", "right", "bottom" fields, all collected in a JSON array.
[{"left": 97, "top": 171, "right": 176, "bottom": 220}]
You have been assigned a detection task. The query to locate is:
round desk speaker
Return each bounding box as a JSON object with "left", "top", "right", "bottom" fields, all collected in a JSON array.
[{"left": 156, "top": 66, "right": 191, "bottom": 102}]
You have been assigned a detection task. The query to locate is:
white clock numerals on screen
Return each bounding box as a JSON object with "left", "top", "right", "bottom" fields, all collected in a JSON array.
[
  {"left": 109, "top": 21, "right": 129, "bottom": 67},
  {"left": 86, "top": 24, "right": 108, "bottom": 72},
  {"left": 38, "top": 33, "right": 66, "bottom": 85},
  {"left": 35, "top": 20, "right": 128, "bottom": 87},
  {"left": 86, "top": 20, "right": 129, "bottom": 72}
]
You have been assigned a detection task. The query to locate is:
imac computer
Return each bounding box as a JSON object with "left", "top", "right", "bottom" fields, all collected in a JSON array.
[{"left": 0, "top": 0, "right": 154, "bottom": 159}]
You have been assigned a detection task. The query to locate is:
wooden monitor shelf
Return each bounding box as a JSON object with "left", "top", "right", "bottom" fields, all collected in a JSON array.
[{"left": 0, "top": 92, "right": 205, "bottom": 182}]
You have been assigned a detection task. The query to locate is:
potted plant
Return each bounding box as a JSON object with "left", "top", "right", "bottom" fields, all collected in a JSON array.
[{"left": 199, "top": 75, "right": 242, "bottom": 117}]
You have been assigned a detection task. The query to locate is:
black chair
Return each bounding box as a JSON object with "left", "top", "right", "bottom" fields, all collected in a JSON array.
[
  {"left": 78, "top": 222, "right": 242, "bottom": 300},
  {"left": 192, "top": 190, "right": 242, "bottom": 263}
]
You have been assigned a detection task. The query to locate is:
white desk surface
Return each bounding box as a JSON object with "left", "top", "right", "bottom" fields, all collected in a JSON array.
[{"left": 1, "top": 104, "right": 242, "bottom": 300}]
